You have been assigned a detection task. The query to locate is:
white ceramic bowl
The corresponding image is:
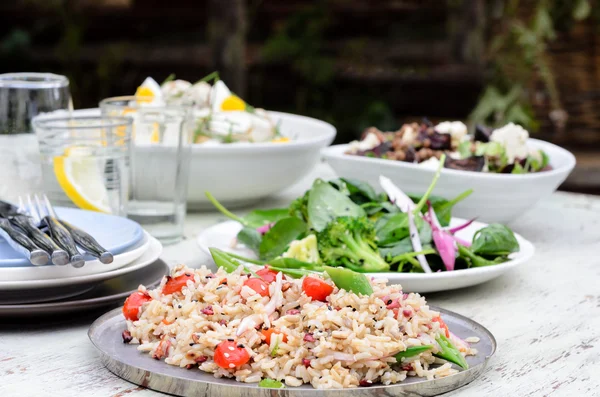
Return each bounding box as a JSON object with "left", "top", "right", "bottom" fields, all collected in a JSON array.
[
  {"left": 38, "top": 109, "right": 336, "bottom": 210},
  {"left": 322, "top": 138, "right": 575, "bottom": 223},
  {"left": 187, "top": 111, "right": 336, "bottom": 209}
]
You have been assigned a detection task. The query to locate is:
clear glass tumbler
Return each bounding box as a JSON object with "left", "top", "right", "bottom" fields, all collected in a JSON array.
[
  {"left": 33, "top": 116, "right": 132, "bottom": 216},
  {"left": 100, "top": 96, "right": 193, "bottom": 244},
  {"left": 0, "top": 73, "right": 72, "bottom": 201}
]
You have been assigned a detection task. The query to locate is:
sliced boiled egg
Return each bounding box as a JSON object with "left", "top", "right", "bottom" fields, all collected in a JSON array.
[
  {"left": 135, "top": 77, "right": 163, "bottom": 104},
  {"left": 211, "top": 80, "right": 246, "bottom": 112}
]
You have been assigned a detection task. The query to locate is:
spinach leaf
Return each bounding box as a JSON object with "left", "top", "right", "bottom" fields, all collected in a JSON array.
[
  {"left": 376, "top": 214, "right": 431, "bottom": 247},
  {"left": 258, "top": 379, "right": 285, "bottom": 389},
  {"left": 338, "top": 178, "right": 379, "bottom": 204},
  {"left": 375, "top": 213, "right": 410, "bottom": 245},
  {"left": 307, "top": 179, "right": 365, "bottom": 232},
  {"left": 236, "top": 227, "right": 262, "bottom": 253},
  {"left": 244, "top": 208, "right": 289, "bottom": 228},
  {"left": 259, "top": 217, "right": 307, "bottom": 260},
  {"left": 471, "top": 224, "right": 519, "bottom": 256},
  {"left": 457, "top": 245, "right": 507, "bottom": 267}
]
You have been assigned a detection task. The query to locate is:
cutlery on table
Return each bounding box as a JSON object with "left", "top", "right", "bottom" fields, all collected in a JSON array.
[
  {"left": 35, "top": 195, "right": 114, "bottom": 265},
  {"left": 33, "top": 195, "right": 85, "bottom": 268},
  {"left": 0, "top": 218, "right": 50, "bottom": 266},
  {"left": 9, "top": 197, "right": 70, "bottom": 266},
  {"left": 59, "top": 219, "right": 114, "bottom": 264}
]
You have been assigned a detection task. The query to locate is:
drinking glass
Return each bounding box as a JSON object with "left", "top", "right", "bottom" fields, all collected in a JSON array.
[
  {"left": 33, "top": 116, "right": 132, "bottom": 216},
  {"left": 0, "top": 73, "right": 72, "bottom": 201},
  {"left": 100, "top": 96, "right": 193, "bottom": 244}
]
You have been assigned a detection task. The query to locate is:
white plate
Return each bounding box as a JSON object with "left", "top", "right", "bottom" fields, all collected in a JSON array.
[
  {"left": 0, "top": 235, "right": 162, "bottom": 291},
  {"left": 0, "top": 232, "right": 151, "bottom": 281},
  {"left": 197, "top": 220, "right": 535, "bottom": 293}
]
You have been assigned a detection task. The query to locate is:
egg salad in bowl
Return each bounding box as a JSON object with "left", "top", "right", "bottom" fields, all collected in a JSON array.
[{"left": 134, "top": 74, "right": 285, "bottom": 145}]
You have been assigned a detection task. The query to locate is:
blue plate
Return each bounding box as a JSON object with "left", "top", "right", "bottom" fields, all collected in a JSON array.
[{"left": 0, "top": 207, "right": 144, "bottom": 268}]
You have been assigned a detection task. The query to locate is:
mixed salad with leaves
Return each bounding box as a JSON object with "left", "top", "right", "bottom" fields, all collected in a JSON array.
[
  {"left": 347, "top": 120, "right": 550, "bottom": 174},
  {"left": 206, "top": 156, "right": 520, "bottom": 274},
  {"left": 134, "top": 72, "right": 285, "bottom": 144}
]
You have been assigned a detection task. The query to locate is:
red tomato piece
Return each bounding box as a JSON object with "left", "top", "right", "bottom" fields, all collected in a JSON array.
[
  {"left": 256, "top": 267, "right": 279, "bottom": 283},
  {"left": 433, "top": 316, "right": 450, "bottom": 337},
  {"left": 162, "top": 273, "right": 195, "bottom": 295},
  {"left": 243, "top": 278, "right": 270, "bottom": 297},
  {"left": 261, "top": 328, "right": 288, "bottom": 345},
  {"left": 302, "top": 277, "right": 334, "bottom": 302},
  {"left": 123, "top": 292, "right": 151, "bottom": 321},
  {"left": 214, "top": 340, "right": 250, "bottom": 369}
]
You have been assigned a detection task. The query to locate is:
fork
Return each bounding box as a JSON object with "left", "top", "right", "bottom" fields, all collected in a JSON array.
[
  {"left": 34, "top": 195, "right": 114, "bottom": 265},
  {"left": 11, "top": 196, "right": 70, "bottom": 266},
  {"left": 32, "top": 195, "right": 85, "bottom": 268}
]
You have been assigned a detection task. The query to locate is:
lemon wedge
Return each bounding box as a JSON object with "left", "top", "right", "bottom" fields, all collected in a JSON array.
[
  {"left": 271, "top": 137, "right": 290, "bottom": 143},
  {"left": 53, "top": 146, "right": 111, "bottom": 213}
]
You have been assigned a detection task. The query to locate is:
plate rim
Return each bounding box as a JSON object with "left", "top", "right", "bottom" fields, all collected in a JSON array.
[
  {"left": 88, "top": 306, "right": 496, "bottom": 395},
  {"left": 196, "top": 219, "right": 535, "bottom": 281},
  {"left": 0, "top": 259, "right": 169, "bottom": 312},
  {"left": 0, "top": 234, "right": 163, "bottom": 289}
]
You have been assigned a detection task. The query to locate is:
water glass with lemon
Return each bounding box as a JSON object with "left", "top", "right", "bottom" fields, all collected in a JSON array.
[
  {"left": 100, "top": 92, "right": 193, "bottom": 245},
  {"left": 33, "top": 116, "right": 132, "bottom": 216}
]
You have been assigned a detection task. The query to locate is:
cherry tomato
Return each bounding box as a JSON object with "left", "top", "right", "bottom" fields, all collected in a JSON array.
[
  {"left": 302, "top": 277, "right": 334, "bottom": 302},
  {"left": 243, "top": 278, "right": 270, "bottom": 297},
  {"left": 123, "top": 291, "right": 151, "bottom": 321},
  {"left": 214, "top": 340, "right": 250, "bottom": 369},
  {"left": 256, "top": 267, "right": 279, "bottom": 283},
  {"left": 162, "top": 273, "right": 195, "bottom": 295},
  {"left": 433, "top": 316, "right": 450, "bottom": 338},
  {"left": 261, "top": 328, "right": 288, "bottom": 345}
]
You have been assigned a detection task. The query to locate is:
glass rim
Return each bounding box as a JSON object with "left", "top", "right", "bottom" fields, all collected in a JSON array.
[
  {"left": 99, "top": 95, "right": 191, "bottom": 112},
  {"left": 33, "top": 116, "right": 133, "bottom": 131},
  {"left": 0, "top": 73, "right": 69, "bottom": 89}
]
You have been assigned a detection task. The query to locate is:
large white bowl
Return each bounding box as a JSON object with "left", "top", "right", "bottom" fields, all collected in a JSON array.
[
  {"left": 38, "top": 109, "right": 336, "bottom": 210},
  {"left": 187, "top": 111, "right": 336, "bottom": 209},
  {"left": 322, "top": 139, "right": 575, "bottom": 223}
]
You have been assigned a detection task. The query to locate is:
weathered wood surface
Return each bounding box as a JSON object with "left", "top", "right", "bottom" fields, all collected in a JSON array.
[{"left": 0, "top": 163, "right": 599, "bottom": 396}]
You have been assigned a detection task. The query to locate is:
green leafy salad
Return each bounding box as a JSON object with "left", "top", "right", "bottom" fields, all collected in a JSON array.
[{"left": 206, "top": 155, "right": 520, "bottom": 274}]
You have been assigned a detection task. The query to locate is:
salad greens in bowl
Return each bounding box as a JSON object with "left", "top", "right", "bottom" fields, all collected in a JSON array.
[{"left": 202, "top": 157, "right": 532, "bottom": 290}]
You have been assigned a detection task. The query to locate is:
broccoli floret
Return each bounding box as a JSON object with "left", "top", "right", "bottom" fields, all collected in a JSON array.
[
  {"left": 317, "top": 216, "right": 390, "bottom": 272},
  {"left": 288, "top": 190, "right": 309, "bottom": 222},
  {"left": 282, "top": 234, "right": 321, "bottom": 263}
]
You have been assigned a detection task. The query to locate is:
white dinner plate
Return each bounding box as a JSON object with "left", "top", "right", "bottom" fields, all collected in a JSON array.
[
  {"left": 197, "top": 220, "right": 535, "bottom": 293},
  {"left": 0, "top": 231, "right": 150, "bottom": 282},
  {"left": 0, "top": 234, "right": 162, "bottom": 293}
]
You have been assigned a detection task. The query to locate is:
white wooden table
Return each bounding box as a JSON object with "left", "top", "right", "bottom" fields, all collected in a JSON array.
[{"left": 1, "top": 164, "right": 599, "bottom": 396}]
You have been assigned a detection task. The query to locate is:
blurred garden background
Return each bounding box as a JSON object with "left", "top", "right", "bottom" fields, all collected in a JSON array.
[{"left": 0, "top": 0, "right": 599, "bottom": 191}]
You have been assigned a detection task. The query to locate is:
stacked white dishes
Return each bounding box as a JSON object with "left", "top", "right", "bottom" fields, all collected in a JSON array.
[{"left": 0, "top": 207, "right": 166, "bottom": 316}]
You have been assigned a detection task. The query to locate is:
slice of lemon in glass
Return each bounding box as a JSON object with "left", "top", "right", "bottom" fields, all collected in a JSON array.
[{"left": 53, "top": 146, "right": 111, "bottom": 213}]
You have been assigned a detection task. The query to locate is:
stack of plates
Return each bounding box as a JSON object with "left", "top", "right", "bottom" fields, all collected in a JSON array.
[{"left": 0, "top": 207, "right": 167, "bottom": 317}]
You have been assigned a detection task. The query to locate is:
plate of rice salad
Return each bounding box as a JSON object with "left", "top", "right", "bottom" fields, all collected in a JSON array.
[{"left": 89, "top": 262, "right": 496, "bottom": 395}]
